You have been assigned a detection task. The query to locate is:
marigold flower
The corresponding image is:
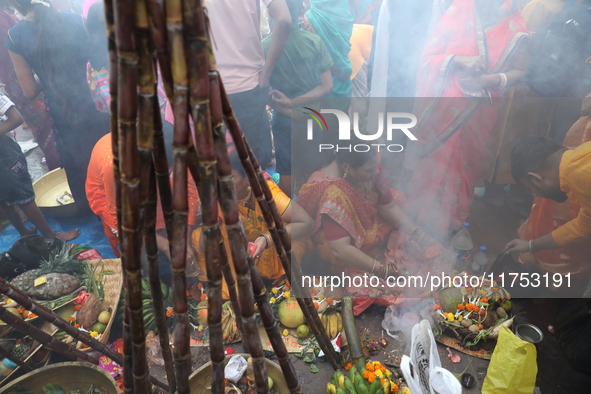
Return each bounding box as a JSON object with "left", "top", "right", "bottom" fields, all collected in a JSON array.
[
  {"left": 327, "top": 298, "right": 333, "bottom": 304},
  {"left": 17, "top": 307, "right": 25, "bottom": 314},
  {"left": 68, "top": 317, "right": 76, "bottom": 322},
  {"left": 385, "top": 369, "right": 391, "bottom": 377},
  {"left": 480, "top": 298, "right": 489, "bottom": 303},
  {"left": 73, "top": 305, "right": 82, "bottom": 311},
  {"left": 254, "top": 305, "right": 258, "bottom": 311},
  {"left": 375, "top": 369, "right": 383, "bottom": 378},
  {"left": 314, "top": 302, "right": 319, "bottom": 309},
  {"left": 166, "top": 308, "right": 174, "bottom": 317},
  {"left": 197, "top": 283, "right": 203, "bottom": 290},
  {"left": 201, "top": 294, "right": 208, "bottom": 301},
  {"left": 433, "top": 304, "right": 441, "bottom": 310},
  {"left": 270, "top": 297, "right": 276, "bottom": 304},
  {"left": 282, "top": 329, "right": 289, "bottom": 336},
  {"left": 344, "top": 362, "right": 353, "bottom": 371},
  {"left": 381, "top": 378, "right": 388, "bottom": 386},
  {"left": 457, "top": 304, "right": 465, "bottom": 310},
  {"left": 391, "top": 382, "right": 399, "bottom": 393},
  {"left": 446, "top": 313, "right": 454, "bottom": 322},
  {"left": 367, "top": 372, "right": 376, "bottom": 384},
  {"left": 366, "top": 361, "right": 375, "bottom": 372},
  {"left": 272, "top": 288, "right": 279, "bottom": 295},
  {"left": 186, "top": 291, "right": 191, "bottom": 297},
  {"left": 74, "top": 324, "right": 81, "bottom": 329},
  {"left": 458, "top": 315, "right": 463, "bottom": 322},
  {"left": 284, "top": 291, "right": 291, "bottom": 298},
  {"left": 90, "top": 331, "right": 99, "bottom": 338},
  {"left": 28, "top": 313, "right": 36, "bottom": 319},
  {"left": 363, "top": 370, "right": 370, "bottom": 379}
]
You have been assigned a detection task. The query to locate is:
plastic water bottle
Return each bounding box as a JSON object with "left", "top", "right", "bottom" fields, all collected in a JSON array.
[
  {"left": 451, "top": 222, "right": 474, "bottom": 263},
  {"left": 472, "top": 246, "right": 488, "bottom": 273}
]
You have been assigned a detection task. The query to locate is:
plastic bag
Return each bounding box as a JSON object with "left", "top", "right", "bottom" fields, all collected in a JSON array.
[
  {"left": 482, "top": 326, "right": 537, "bottom": 394},
  {"left": 400, "top": 320, "right": 461, "bottom": 394},
  {"left": 224, "top": 355, "right": 248, "bottom": 383}
]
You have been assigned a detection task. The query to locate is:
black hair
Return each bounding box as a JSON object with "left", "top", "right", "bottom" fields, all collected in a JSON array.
[
  {"left": 228, "top": 147, "right": 247, "bottom": 178},
  {"left": 334, "top": 148, "right": 376, "bottom": 169},
  {"left": 510, "top": 136, "right": 565, "bottom": 182},
  {"left": 286, "top": 0, "right": 303, "bottom": 24},
  {"left": 87, "top": 2, "right": 108, "bottom": 71}
]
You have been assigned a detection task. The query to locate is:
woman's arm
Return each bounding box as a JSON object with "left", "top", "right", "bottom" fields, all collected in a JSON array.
[
  {"left": 290, "top": 69, "right": 333, "bottom": 107},
  {"left": 8, "top": 51, "right": 41, "bottom": 100},
  {"left": 0, "top": 107, "right": 24, "bottom": 136},
  {"left": 280, "top": 201, "right": 314, "bottom": 239},
  {"left": 327, "top": 236, "right": 377, "bottom": 273}
]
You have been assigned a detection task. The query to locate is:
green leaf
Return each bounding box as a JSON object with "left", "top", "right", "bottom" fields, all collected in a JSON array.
[
  {"left": 303, "top": 356, "right": 313, "bottom": 363},
  {"left": 309, "top": 364, "right": 319, "bottom": 373}
]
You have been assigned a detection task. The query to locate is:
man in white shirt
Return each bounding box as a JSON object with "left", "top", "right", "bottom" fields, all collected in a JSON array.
[{"left": 207, "top": 0, "right": 291, "bottom": 164}]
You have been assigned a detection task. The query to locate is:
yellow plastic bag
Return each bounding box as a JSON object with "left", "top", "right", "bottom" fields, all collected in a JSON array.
[{"left": 482, "top": 326, "right": 538, "bottom": 394}]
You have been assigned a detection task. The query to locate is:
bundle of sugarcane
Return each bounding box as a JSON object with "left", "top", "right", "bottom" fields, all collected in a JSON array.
[{"left": 107, "top": 0, "right": 338, "bottom": 392}]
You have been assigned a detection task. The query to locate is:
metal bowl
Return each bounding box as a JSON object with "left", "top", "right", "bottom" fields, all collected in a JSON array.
[
  {"left": 516, "top": 323, "right": 544, "bottom": 344},
  {"left": 32, "top": 168, "right": 79, "bottom": 218}
]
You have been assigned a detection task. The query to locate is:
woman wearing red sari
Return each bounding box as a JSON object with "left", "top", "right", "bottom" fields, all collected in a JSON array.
[
  {"left": 405, "top": 0, "right": 530, "bottom": 234},
  {"left": 297, "top": 149, "right": 440, "bottom": 315}
]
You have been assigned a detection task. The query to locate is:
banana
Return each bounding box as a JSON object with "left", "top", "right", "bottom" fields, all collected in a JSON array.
[
  {"left": 382, "top": 381, "right": 390, "bottom": 394},
  {"left": 326, "top": 382, "right": 337, "bottom": 394},
  {"left": 336, "top": 388, "right": 348, "bottom": 394},
  {"left": 336, "top": 312, "right": 343, "bottom": 333},
  {"left": 349, "top": 366, "right": 358, "bottom": 381},
  {"left": 369, "top": 379, "right": 381, "bottom": 394},
  {"left": 328, "top": 315, "right": 337, "bottom": 338},
  {"left": 343, "top": 377, "right": 356, "bottom": 394},
  {"left": 338, "top": 374, "right": 346, "bottom": 389}
]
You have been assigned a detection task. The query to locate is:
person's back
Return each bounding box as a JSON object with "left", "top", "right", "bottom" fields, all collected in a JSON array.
[
  {"left": 262, "top": 28, "right": 332, "bottom": 100},
  {"left": 7, "top": 11, "right": 93, "bottom": 118}
]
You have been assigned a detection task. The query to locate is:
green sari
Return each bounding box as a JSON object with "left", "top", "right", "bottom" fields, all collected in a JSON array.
[{"left": 304, "top": 0, "right": 354, "bottom": 103}]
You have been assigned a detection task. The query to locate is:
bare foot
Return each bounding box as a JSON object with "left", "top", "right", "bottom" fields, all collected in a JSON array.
[
  {"left": 55, "top": 229, "right": 81, "bottom": 242},
  {"left": 24, "top": 226, "right": 37, "bottom": 236}
]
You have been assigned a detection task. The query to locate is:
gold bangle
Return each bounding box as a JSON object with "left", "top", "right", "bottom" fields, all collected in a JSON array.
[{"left": 370, "top": 259, "right": 377, "bottom": 275}]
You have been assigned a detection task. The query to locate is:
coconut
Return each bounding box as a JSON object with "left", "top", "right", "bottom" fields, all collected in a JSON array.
[
  {"left": 439, "top": 287, "right": 463, "bottom": 313},
  {"left": 277, "top": 297, "right": 305, "bottom": 328}
]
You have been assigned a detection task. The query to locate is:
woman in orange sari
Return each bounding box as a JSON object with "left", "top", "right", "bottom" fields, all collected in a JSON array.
[
  {"left": 405, "top": 0, "right": 530, "bottom": 234},
  {"left": 297, "top": 149, "right": 440, "bottom": 315},
  {"left": 517, "top": 114, "right": 591, "bottom": 279}
]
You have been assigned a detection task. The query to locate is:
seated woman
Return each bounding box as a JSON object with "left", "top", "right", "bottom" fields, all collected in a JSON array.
[
  {"left": 191, "top": 148, "right": 314, "bottom": 299},
  {"left": 297, "top": 148, "right": 441, "bottom": 315}
]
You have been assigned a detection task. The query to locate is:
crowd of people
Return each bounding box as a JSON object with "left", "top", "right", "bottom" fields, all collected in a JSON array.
[{"left": 1, "top": 0, "right": 591, "bottom": 315}]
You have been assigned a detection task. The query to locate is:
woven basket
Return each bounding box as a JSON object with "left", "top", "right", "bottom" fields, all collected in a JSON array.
[
  {"left": 81, "top": 259, "right": 123, "bottom": 348},
  {"left": 189, "top": 354, "right": 289, "bottom": 394},
  {"left": 0, "top": 361, "right": 119, "bottom": 393}
]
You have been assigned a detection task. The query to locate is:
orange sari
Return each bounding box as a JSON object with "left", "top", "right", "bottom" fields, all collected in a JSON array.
[{"left": 517, "top": 116, "right": 591, "bottom": 275}]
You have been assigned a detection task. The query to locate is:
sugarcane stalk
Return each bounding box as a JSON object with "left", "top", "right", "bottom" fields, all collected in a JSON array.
[
  {"left": 165, "top": 0, "right": 193, "bottom": 391},
  {"left": 0, "top": 278, "right": 169, "bottom": 390},
  {"left": 342, "top": 297, "right": 365, "bottom": 371},
  {"left": 145, "top": 0, "right": 173, "bottom": 100},
  {"left": 103, "top": 0, "right": 134, "bottom": 391},
  {"left": 136, "top": 2, "right": 177, "bottom": 389},
  {"left": 248, "top": 257, "right": 302, "bottom": 393},
  {"left": 207, "top": 71, "right": 269, "bottom": 393},
  {"left": 114, "top": 0, "right": 151, "bottom": 391},
  {"left": 0, "top": 340, "right": 33, "bottom": 372},
  {"left": 217, "top": 79, "right": 340, "bottom": 369},
  {"left": 0, "top": 306, "right": 99, "bottom": 364}
]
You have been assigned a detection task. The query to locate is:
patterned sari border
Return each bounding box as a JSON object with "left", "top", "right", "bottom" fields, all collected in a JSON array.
[{"left": 420, "top": 100, "right": 482, "bottom": 159}]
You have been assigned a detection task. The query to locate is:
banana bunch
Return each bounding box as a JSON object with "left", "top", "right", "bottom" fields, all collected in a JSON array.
[
  {"left": 321, "top": 308, "right": 343, "bottom": 340},
  {"left": 327, "top": 366, "right": 398, "bottom": 394}
]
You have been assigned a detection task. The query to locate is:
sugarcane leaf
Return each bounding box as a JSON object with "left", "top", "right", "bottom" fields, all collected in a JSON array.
[{"left": 309, "top": 364, "right": 319, "bottom": 373}]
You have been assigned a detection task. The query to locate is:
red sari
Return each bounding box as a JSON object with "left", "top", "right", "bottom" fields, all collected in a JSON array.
[
  {"left": 298, "top": 172, "right": 427, "bottom": 315},
  {"left": 406, "top": 0, "right": 529, "bottom": 232}
]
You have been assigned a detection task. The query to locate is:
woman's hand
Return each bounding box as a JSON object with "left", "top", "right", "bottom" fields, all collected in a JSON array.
[
  {"left": 460, "top": 74, "right": 499, "bottom": 92},
  {"left": 252, "top": 236, "right": 268, "bottom": 259},
  {"left": 452, "top": 56, "right": 486, "bottom": 76},
  {"left": 505, "top": 239, "right": 530, "bottom": 254}
]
